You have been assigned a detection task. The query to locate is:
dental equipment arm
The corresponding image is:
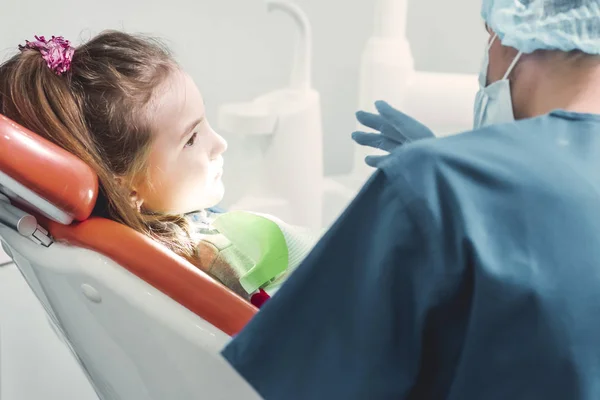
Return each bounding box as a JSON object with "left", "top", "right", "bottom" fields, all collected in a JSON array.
[{"left": 266, "top": 0, "right": 312, "bottom": 91}]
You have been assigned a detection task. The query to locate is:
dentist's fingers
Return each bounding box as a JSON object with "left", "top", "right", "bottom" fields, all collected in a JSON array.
[
  {"left": 365, "top": 155, "right": 388, "bottom": 168},
  {"left": 374, "top": 101, "right": 435, "bottom": 141},
  {"left": 352, "top": 132, "right": 398, "bottom": 153},
  {"left": 356, "top": 110, "right": 385, "bottom": 131}
]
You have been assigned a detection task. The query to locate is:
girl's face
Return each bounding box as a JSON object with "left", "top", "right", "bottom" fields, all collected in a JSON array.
[{"left": 136, "top": 70, "right": 228, "bottom": 214}]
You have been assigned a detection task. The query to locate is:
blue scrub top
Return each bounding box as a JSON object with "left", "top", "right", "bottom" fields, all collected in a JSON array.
[{"left": 223, "top": 111, "right": 600, "bottom": 399}]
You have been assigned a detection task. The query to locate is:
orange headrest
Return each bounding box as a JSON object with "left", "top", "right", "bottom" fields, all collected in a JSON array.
[{"left": 0, "top": 114, "right": 98, "bottom": 223}]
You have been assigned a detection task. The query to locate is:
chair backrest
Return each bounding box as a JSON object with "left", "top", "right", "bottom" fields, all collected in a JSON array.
[{"left": 0, "top": 115, "right": 260, "bottom": 399}]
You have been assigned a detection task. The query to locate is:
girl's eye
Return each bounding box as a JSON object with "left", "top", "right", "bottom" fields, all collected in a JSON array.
[{"left": 185, "top": 132, "right": 198, "bottom": 147}]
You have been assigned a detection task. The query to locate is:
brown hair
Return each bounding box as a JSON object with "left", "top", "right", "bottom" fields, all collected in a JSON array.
[{"left": 0, "top": 31, "right": 198, "bottom": 259}]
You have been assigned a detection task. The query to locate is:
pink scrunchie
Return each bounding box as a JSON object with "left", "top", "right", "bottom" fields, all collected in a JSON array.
[{"left": 19, "top": 35, "right": 75, "bottom": 76}]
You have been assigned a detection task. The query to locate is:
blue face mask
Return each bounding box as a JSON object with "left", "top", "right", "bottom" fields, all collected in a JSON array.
[{"left": 473, "top": 34, "right": 523, "bottom": 130}]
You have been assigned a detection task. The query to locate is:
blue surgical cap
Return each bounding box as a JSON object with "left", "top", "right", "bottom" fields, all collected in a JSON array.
[{"left": 482, "top": 0, "right": 600, "bottom": 54}]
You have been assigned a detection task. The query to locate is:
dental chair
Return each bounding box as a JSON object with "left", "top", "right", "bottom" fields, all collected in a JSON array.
[{"left": 0, "top": 115, "right": 261, "bottom": 399}]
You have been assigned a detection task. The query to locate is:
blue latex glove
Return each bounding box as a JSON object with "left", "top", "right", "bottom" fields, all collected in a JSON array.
[{"left": 352, "top": 100, "right": 436, "bottom": 168}]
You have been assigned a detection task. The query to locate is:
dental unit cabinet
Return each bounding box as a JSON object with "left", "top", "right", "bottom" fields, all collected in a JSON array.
[{"left": 218, "top": 0, "right": 324, "bottom": 230}]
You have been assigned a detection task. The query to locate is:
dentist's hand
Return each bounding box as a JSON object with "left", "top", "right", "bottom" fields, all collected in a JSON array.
[{"left": 352, "top": 100, "right": 436, "bottom": 168}]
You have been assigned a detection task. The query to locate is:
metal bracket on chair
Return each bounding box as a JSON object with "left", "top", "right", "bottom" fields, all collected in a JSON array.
[{"left": 0, "top": 193, "right": 53, "bottom": 247}]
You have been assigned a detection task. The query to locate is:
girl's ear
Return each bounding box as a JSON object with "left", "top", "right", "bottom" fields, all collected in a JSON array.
[{"left": 115, "top": 176, "right": 144, "bottom": 211}]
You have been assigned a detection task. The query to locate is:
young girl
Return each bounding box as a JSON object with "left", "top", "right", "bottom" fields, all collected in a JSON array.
[{"left": 0, "top": 32, "right": 320, "bottom": 305}]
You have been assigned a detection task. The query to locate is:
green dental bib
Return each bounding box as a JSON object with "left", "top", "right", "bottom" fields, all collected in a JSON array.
[{"left": 213, "top": 211, "right": 322, "bottom": 294}]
